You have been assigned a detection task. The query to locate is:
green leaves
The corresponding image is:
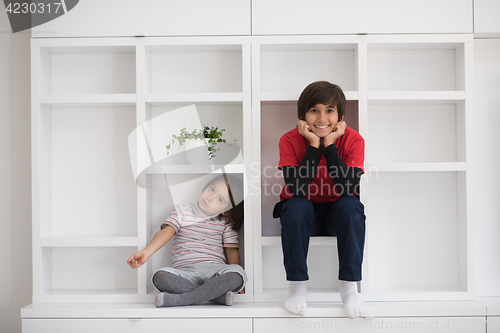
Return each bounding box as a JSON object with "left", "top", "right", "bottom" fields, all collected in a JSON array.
[{"left": 165, "top": 125, "right": 236, "bottom": 160}]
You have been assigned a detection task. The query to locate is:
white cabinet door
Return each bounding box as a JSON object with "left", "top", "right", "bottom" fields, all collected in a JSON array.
[
  {"left": 360, "top": 0, "right": 473, "bottom": 34},
  {"left": 488, "top": 317, "right": 500, "bottom": 333},
  {"left": 252, "top": 0, "right": 473, "bottom": 35},
  {"left": 23, "top": 318, "right": 253, "bottom": 333},
  {"left": 32, "top": 0, "right": 251, "bottom": 37},
  {"left": 252, "top": 0, "right": 361, "bottom": 35},
  {"left": 474, "top": 0, "right": 500, "bottom": 35},
  {"left": 254, "top": 317, "right": 486, "bottom": 333}
]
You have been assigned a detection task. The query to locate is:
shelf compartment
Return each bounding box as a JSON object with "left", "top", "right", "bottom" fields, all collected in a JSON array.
[
  {"left": 40, "top": 236, "right": 138, "bottom": 247},
  {"left": 367, "top": 102, "right": 465, "bottom": 163},
  {"left": 39, "top": 105, "right": 138, "bottom": 237},
  {"left": 367, "top": 172, "right": 470, "bottom": 295},
  {"left": 146, "top": 45, "right": 243, "bottom": 94},
  {"left": 261, "top": 245, "right": 339, "bottom": 291},
  {"left": 367, "top": 43, "right": 466, "bottom": 91},
  {"left": 144, "top": 102, "right": 244, "bottom": 167},
  {"left": 260, "top": 44, "right": 358, "bottom": 93},
  {"left": 259, "top": 100, "right": 359, "bottom": 237},
  {"left": 145, "top": 194, "right": 247, "bottom": 295},
  {"left": 146, "top": 172, "right": 246, "bottom": 227},
  {"left": 38, "top": 46, "right": 136, "bottom": 95},
  {"left": 40, "top": 247, "right": 138, "bottom": 295}
]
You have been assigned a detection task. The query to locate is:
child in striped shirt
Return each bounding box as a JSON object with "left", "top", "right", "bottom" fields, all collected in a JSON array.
[{"left": 127, "top": 174, "right": 246, "bottom": 307}]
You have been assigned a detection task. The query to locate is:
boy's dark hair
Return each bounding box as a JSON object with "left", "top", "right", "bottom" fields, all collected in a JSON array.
[
  {"left": 297, "top": 81, "right": 346, "bottom": 121},
  {"left": 202, "top": 174, "right": 244, "bottom": 232}
]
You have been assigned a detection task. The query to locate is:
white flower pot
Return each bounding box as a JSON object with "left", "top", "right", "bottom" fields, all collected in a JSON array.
[{"left": 184, "top": 138, "right": 212, "bottom": 165}]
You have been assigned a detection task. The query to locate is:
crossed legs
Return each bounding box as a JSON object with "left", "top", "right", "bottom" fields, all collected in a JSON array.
[{"left": 152, "top": 268, "right": 244, "bottom": 307}]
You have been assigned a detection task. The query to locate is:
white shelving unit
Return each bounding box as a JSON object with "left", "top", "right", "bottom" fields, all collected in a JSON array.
[
  {"left": 31, "top": 40, "right": 139, "bottom": 303},
  {"left": 364, "top": 35, "right": 475, "bottom": 301},
  {"left": 31, "top": 37, "right": 253, "bottom": 303},
  {"left": 28, "top": 34, "right": 477, "bottom": 332},
  {"left": 252, "top": 34, "right": 475, "bottom": 302}
]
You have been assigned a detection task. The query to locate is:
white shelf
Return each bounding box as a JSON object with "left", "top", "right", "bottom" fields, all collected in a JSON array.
[
  {"left": 367, "top": 91, "right": 466, "bottom": 102},
  {"left": 33, "top": 290, "right": 149, "bottom": 304},
  {"left": 477, "top": 297, "right": 500, "bottom": 316},
  {"left": 39, "top": 94, "right": 136, "bottom": 106},
  {"left": 145, "top": 93, "right": 243, "bottom": 104},
  {"left": 42, "top": 289, "right": 138, "bottom": 295},
  {"left": 31, "top": 37, "right": 138, "bottom": 49},
  {"left": 367, "top": 162, "right": 467, "bottom": 172},
  {"left": 260, "top": 91, "right": 359, "bottom": 102},
  {"left": 40, "top": 236, "right": 138, "bottom": 247},
  {"left": 22, "top": 300, "right": 487, "bottom": 319},
  {"left": 261, "top": 236, "right": 337, "bottom": 246},
  {"left": 146, "top": 164, "right": 245, "bottom": 174}
]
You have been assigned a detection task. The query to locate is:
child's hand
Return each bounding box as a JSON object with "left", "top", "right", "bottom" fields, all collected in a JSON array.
[
  {"left": 324, "top": 120, "right": 346, "bottom": 147},
  {"left": 237, "top": 288, "right": 245, "bottom": 294},
  {"left": 127, "top": 250, "right": 151, "bottom": 269},
  {"left": 297, "top": 120, "right": 320, "bottom": 148}
]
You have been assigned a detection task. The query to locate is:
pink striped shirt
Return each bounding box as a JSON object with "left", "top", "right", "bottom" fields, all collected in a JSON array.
[{"left": 161, "top": 204, "right": 239, "bottom": 269}]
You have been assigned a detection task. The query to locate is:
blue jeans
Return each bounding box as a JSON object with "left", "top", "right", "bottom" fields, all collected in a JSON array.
[{"left": 280, "top": 196, "right": 366, "bottom": 282}]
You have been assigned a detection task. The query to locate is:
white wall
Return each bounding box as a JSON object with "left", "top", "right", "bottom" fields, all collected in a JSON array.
[
  {"left": 473, "top": 39, "right": 500, "bottom": 297},
  {"left": 0, "top": 10, "right": 32, "bottom": 333}
]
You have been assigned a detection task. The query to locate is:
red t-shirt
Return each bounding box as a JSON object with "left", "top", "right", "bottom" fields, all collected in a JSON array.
[{"left": 278, "top": 126, "right": 365, "bottom": 203}]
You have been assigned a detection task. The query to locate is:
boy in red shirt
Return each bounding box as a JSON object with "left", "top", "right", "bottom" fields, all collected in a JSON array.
[{"left": 275, "top": 81, "right": 366, "bottom": 318}]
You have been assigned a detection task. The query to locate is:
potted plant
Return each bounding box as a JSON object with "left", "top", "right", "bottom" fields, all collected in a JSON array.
[{"left": 165, "top": 125, "right": 236, "bottom": 164}]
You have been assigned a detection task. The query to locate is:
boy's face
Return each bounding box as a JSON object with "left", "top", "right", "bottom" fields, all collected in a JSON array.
[
  {"left": 304, "top": 103, "right": 340, "bottom": 138},
  {"left": 198, "top": 180, "right": 230, "bottom": 216}
]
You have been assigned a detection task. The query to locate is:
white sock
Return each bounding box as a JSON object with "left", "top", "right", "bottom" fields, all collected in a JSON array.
[
  {"left": 339, "top": 280, "right": 366, "bottom": 319},
  {"left": 284, "top": 281, "right": 307, "bottom": 316}
]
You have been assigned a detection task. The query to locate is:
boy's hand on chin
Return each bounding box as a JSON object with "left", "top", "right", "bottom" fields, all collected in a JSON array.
[
  {"left": 297, "top": 120, "right": 320, "bottom": 148},
  {"left": 324, "top": 121, "right": 346, "bottom": 147}
]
